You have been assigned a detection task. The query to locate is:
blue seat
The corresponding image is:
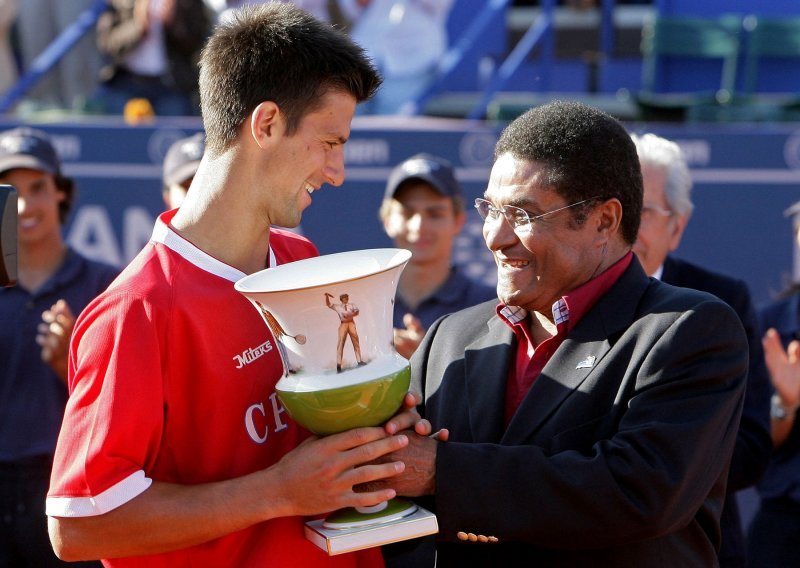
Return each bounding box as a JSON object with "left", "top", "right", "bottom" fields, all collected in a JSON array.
[
  {"left": 687, "top": 15, "right": 800, "bottom": 123},
  {"left": 635, "top": 14, "right": 742, "bottom": 121}
]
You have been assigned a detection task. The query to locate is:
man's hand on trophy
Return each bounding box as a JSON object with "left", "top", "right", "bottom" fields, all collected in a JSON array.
[
  {"left": 384, "top": 392, "right": 449, "bottom": 440},
  {"left": 355, "top": 431, "right": 438, "bottom": 497},
  {"left": 362, "top": 391, "right": 445, "bottom": 497}
]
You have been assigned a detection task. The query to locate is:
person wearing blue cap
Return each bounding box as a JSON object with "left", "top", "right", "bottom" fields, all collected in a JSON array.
[
  {"left": 379, "top": 153, "right": 496, "bottom": 359},
  {"left": 161, "top": 132, "right": 205, "bottom": 209},
  {"left": 0, "top": 126, "right": 117, "bottom": 567}
]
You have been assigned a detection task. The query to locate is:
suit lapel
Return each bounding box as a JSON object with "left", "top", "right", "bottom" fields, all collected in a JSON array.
[
  {"left": 503, "top": 334, "right": 613, "bottom": 443},
  {"left": 464, "top": 315, "right": 515, "bottom": 443},
  {"left": 502, "top": 259, "right": 653, "bottom": 444}
]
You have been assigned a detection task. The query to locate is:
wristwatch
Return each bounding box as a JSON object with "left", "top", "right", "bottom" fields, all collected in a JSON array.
[{"left": 771, "top": 394, "right": 797, "bottom": 420}]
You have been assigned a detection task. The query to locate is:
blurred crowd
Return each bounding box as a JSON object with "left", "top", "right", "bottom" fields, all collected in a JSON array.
[
  {"left": 0, "top": 0, "right": 659, "bottom": 118},
  {"left": 0, "top": 0, "right": 461, "bottom": 118}
]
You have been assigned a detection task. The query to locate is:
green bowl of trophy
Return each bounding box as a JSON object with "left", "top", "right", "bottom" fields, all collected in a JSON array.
[{"left": 274, "top": 361, "right": 411, "bottom": 435}]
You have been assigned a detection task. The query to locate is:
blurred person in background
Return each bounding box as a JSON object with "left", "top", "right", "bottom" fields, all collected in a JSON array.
[
  {"left": 379, "top": 153, "right": 495, "bottom": 359},
  {"left": 631, "top": 132, "right": 772, "bottom": 568},
  {"left": 0, "top": 127, "right": 117, "bottom": 567},
  {"left": 341, "top": 0, "right": 455, "bottom": 114},
  {"left": 0, "top": 0, "right": 16, "bottom": 97},
  {"left": 15, "top": 0, "right": 102, "bottom": 110},
  {"left": 205, "top": 0, "right": 335, "bottom": 23},
  {"left": 747, "top": 199, "right": 800, "bottom": 568},
  {"left": 161, "top": 132, "right": 204, "bottom": 209},
  {"left": 92, "top": 0, "right": 212, "bottom": 116}
]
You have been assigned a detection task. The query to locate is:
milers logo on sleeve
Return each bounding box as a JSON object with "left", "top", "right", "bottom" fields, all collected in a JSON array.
[{"left": 233, "top": 340, "right": 273, "bottom": 369}]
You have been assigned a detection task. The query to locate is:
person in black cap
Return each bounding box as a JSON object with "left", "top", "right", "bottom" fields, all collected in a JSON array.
[
  {"left": 161, "top": 132, "right": 205, "bottom": 210},
  {"left": 378, "top": 153, "right": 496, "bottom": 359},
  {"left": 0, "top": 127, "right": 116, "bottom": 567}
]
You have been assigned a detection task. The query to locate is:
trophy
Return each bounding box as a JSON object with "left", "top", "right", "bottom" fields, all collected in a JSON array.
[{"left": 234, "top": 248, "right": 438, "bottom": 555}]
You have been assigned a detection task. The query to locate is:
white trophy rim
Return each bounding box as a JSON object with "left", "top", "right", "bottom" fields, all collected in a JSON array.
[{"left": 234, "top": 247, "right": 411, "bottom": 294}]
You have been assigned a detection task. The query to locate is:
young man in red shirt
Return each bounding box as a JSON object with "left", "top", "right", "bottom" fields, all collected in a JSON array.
[{"left": 46, "top": 4, "right": 426, "bottom": 566}]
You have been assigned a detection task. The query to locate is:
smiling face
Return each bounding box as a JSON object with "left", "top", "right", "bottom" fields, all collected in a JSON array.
[
  {"left": 264, "top": 90, "right": 357, "bottom": 228},
  {"left": 382, "top": 181, "right": 464, "bottom": 268},
  {"left": 482, "top": 154, "right": 607, "bottom": 313},
  {"left": 1, "top": 168, "right": 64, "bottom": 247}
]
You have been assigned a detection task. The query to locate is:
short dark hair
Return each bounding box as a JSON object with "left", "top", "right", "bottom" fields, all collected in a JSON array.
[
  {"left": 55, "top": 175, "right": 75, "bottom": 224},
  {"left": 495, "top": 101, "right": 642, "bottom": 244},
  {"left": 199, "top": 3, "right": 381, "bottom": 154}
]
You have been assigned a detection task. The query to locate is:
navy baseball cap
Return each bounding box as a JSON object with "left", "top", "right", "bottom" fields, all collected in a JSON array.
[
  {"left": 163, "top": 132, "right": 205, "bottom": 187},
  {"left": 384, "top": 153, "right": 461, "bottom": 200},
  {"left": 0, "top": 127, "right": 61, "bottom": 176}
]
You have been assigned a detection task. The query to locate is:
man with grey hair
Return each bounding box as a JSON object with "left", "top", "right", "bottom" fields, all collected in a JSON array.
[{"left": 631, "top": 132, "right": 772, "bottom": 568}]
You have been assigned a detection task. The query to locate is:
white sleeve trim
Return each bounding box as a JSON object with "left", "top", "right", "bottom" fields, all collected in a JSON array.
[{"left": 46, "top": 470, "right": 153, "bottom": 517}]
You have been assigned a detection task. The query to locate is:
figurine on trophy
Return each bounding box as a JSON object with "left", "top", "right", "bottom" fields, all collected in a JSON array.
[{"left": 324, "top": 292, "right": 367, "bottom": 372}]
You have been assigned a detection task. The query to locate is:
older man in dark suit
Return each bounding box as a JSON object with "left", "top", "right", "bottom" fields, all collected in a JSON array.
[
  {"left": 377, "top": 101, "right": 748, "bottom": 567},
  {"left": 631, "top": 132, "right": 772, "bottom": 568}
]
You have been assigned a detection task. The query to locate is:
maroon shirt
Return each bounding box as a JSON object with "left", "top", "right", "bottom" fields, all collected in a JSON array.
[{"left": 499, "top": 252, "right": 634, "bottom": 425}]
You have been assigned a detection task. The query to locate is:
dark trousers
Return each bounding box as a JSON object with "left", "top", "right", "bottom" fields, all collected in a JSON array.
[
  {"left": 0, "top": 456, "right": 100, "bottom": 568},
  {"left": 747, "top": 498, "right": 800, "bottom": 568}
]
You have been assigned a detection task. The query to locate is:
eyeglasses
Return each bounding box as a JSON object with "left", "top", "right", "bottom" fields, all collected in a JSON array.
[
  {"left": 474, "top": 197, "right": 593, "bottom": 232},
  {"left": 640, "top": 204, "right": 673, "bottom": 223}
]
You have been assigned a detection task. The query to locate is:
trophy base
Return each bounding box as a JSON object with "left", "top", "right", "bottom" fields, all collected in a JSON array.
[
  {"left": 323, "top": 498, "right": 417, "bottom": 529},
  {"left": 305, "top": 501, "right": 438, "bottom": 555}
]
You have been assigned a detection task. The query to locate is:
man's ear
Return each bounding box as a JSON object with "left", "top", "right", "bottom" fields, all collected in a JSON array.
[
  {"left": 249, "top": 101, "right": 281, "bottom": 148},
  {"left": 593, "top": 198, "right": 622, "bottom": 245}
]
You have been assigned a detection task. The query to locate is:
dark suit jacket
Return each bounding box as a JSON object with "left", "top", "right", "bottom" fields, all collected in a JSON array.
[
  {"left": 404, "top": 258, "right": 747, "bottom": 567},
  {"left": 661, "top": 256, "right": 772, "bottom": 567}
]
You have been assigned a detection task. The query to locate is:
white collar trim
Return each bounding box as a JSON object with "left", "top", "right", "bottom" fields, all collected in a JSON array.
[{"left": 150, "top": 216, "right": 269, "bottom": 282}]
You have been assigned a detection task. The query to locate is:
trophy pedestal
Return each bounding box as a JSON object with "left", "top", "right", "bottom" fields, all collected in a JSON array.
[{"left": 305, "top": 501, "right": 438, "bottom": 555}]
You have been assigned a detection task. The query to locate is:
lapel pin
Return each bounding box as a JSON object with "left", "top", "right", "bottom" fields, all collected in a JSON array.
[{"left": 576, "top": 355, "right": 596, "bottom": 369}]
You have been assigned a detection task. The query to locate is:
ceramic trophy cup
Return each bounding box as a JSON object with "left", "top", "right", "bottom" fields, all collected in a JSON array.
[{"left": 234, "top": 248, "right": 438, "bottom": 554}]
